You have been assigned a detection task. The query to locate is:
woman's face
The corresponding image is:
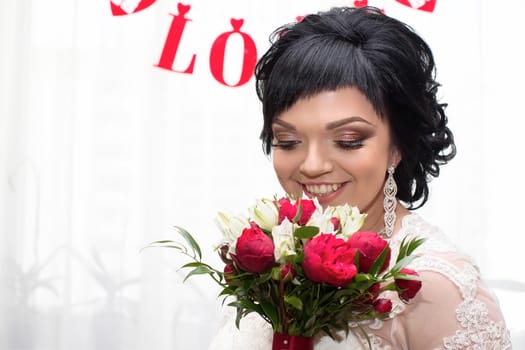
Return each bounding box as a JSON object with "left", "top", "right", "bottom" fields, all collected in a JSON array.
[{"left": 271, "top": 87, "right": 399, "bottom": 223}]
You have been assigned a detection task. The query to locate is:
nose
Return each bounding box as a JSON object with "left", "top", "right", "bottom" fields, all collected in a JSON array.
[{"left": 299, "top": 143, "right": 333, "bottom": 178}]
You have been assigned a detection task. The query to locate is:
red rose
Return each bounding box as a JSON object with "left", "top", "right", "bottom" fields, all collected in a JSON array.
[
  {"left": 278, "top": 198, "right": 316, "bottom": 225},
  {"left": 232, "top": 222, "right": 275, "bottom": 273},
  {"left": 280, "top": 263, "right": 296, "bottom": 282},
  {"left": 297, "top": 199, "right": 316, "bottom": 225},
  {"left": 303, "top": 233, "right": 357, "bottom": 287},
  {"left": 373, "top": 298, "right": 392, "bottom": 313},
  {"left": 330, "top": 217, "right": 340, "bottom": 231},
  {"left": 348, "top": 231, "right": 391, "bottom": 273},
  {"left": 223, "top": 264, "right": 237, "bottom": 282},
  {"left": 278, "top": 198, "right": 296, "bottom": 224},
  {"left": 395, "top": 268, "right": 422, "bottom": 301}
]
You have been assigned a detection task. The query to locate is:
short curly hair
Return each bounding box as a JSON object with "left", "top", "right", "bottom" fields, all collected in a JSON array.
[{"left": 255, "top": 6, "right": 456, "bottom": 209}]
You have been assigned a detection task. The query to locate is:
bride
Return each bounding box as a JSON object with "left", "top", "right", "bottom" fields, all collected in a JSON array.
[{"left": 208, "top": 6, "right": 511, "bottom": 349}]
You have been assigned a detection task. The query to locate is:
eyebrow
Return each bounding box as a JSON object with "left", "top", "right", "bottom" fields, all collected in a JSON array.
[
  {"left": 273, "top": 116, "right": 373, "bottom": 130},
  {"left": 326, "top": 116, "right": 373, "bottom": 129},
  {"left": 272, "top": 119, "right": 296, "bottom": 130}
]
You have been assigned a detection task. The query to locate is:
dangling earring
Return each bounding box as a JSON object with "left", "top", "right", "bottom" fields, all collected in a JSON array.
[{"left": 383, "top": 165, "right": 397, "bottom": 238}]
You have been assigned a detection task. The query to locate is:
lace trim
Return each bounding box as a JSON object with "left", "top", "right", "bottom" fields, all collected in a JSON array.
[
  {"left": 394, "top": 215, "right": 512, "bottom": 350},
  {"left": 390, "top": 213, "right": 458, "bottom": 256},
  {"left": 407, "top": 253, "right": 511, "bottom": 349},
  {"left": 440, "top": 313, "right": 511, "bottom": 350}
]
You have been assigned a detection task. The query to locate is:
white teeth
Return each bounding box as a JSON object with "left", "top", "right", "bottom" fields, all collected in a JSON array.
[{"left": 305, "top": 183, "right": 343, "bottom": 197}]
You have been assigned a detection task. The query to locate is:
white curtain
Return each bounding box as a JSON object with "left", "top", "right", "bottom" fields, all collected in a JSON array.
[{"left": 1, "top": 1, "right": 524, "bottom": 349}]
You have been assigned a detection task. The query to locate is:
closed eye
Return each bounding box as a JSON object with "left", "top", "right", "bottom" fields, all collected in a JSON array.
[
  {"left": 335, "top": 140, "right": 364, "bottom": 150},
  {"left": 271, "top": 140, "right": 301, "bottom": 150}
]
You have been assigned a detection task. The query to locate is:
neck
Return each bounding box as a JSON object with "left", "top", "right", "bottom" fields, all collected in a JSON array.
[{"left": 360, "top": 194, "right": 409, "bottom": 238}]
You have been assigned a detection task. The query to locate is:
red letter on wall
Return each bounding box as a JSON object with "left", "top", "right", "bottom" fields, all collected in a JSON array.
[
  {"left": 209, "top": 19, "right": 257, "bottom": 87},
  {"left": 111, "top": 0, "right": 158, "bottom": 16},
  {"left": 155, "top": 3, "right": 196, "bottom": 74}
]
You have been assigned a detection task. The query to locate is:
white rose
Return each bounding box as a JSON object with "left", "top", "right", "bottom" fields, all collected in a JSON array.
[
  {"left": 272, "top": 218, "right": 296, "bottom": 263},
  {"left": 328, "top": 204, "right": 366, "bottom": 239},
  {"left": 306, "top": 209, "right": 335, "bottom": 234},
  {"left": 250, "top": 198, "right": 279, "bottom": 232}
]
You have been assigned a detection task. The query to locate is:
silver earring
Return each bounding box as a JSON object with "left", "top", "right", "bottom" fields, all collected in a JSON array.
[{"left": 383, "top": 165, "right": 397, "bottom": 238}]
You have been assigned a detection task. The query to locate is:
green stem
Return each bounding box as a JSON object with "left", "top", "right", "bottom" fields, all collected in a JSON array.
[{"left": 279, "top": 279, "right": 288, "bottom": 334}]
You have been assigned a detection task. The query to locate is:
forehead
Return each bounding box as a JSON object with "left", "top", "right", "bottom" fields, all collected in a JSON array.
[{"left": 275, "top": 87, "right": 384, "bottom": 129}]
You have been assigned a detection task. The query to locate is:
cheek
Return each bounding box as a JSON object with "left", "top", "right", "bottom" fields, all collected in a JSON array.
[
  {"left": 272, "top": 152, "right": 291, "bottom": 180},
  {"left": 342, "top": 149, "right": 388, "bottom": 184},
  {"left": 273, "top": 153, "right": 301, "bottom": 191}
]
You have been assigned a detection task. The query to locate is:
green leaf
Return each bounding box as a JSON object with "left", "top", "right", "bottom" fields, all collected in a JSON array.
[
  {"left": 369, "top": 244, "right": 390, "bottom": 276},
  {"left": 293, "top": 201, "right": 303, "bottom": 223},
  {"left": 260, "top": 300, "right": 279, "bottom": 328},
  {"left": 293, "top": 252, "right": 305, "bottom": 264},
  {"left": 396, "top": 237, "right": 425, "bottom": 263},
  {"left": 353, "top": 273, "right": 372, "bottom": 282},
  {"left": 270, "top": 266, "right": 281, "bottom": 281},
  {"left": 284, "top": 295, "right": 303, "bottom": 311},
  {"left": 183, "top": 265, "right": 214, "bottom": 282},
  {"left": 390, "top": 255, "right": 419, "bottom": 274},
  {"left": 405, "top": 237, "right": 426, "bottom": 256},
  {"left": 174, "top": 226, "right": 202, "bottom": 260},
  {"left": 394, "top": 272, "right": 424, "bottom": 282},
  {"left": 294, "top": 226, "right": 319, "bottom": 239},
  {"left": 181, "top": 261, "right": 207, "bottom": 268},
  {"left": 357, "top": 324, "right": 373, "bottom": 350}
]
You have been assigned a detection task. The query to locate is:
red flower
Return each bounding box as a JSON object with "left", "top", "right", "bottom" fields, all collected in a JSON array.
[
  {"left": 373, "top": 298, "right": 392, "bottom": 313},
  {"left": 280, "top": 263, "right": 296, "bottom": 282},
  {"left": 223, "top": 264, "right": 237, "bottom": 282},
  {"left": 277, "top": 198, "right": 316, "bottom": 225},
  {"left": 348, "top": 231, "right": 390, "bottom": 273},
  {"left": 278, "top": 199, "right": 296, "bottom": 224},
  {"left": 303, "top": 233, "right": 357, "bottom": 287},
  {"left": 232, "top": 222, "right": 275, "bottom": 273},
  {"left": 330, "top": 217, "right": 340, "bottom": 231},
  {"left": 395, "top": 268, "right": 422, "bottom": 301}
]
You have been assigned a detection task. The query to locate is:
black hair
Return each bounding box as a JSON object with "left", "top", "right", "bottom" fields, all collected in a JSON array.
[{"left": 255, "top": 6, "right": 456, "bottom": 209}]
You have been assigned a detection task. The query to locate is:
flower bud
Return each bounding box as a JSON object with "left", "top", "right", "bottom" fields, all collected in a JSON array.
[
  {"left": 395, "top": 268, "right": 422, "bottom": 301},
  {"left": 373, "top": 298, "right": 392, "bottom": 313},
  {"left": 223, "top": 264, "right": 237, "bottom": 283},
  {"left": 330, "top": 217, "right": 340, "bottom": 232},
  {"left": 280, "top": 263, "right": 296, "bottom": 282}
]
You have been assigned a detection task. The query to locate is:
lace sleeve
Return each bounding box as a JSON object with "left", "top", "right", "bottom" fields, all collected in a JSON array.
[
  {"left": 394, "top": 253, "right": 512, "bottom": 350},
  {"left": 386, "top": 214, "right": 512, "bottom": 350}
]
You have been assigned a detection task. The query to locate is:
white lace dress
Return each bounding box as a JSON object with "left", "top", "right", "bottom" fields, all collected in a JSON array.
[{"left": 207, "top": 214, "right": 512, "bottom": 350}]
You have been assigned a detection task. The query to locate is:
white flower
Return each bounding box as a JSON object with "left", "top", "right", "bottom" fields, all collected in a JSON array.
[
  {"left": 250, "top": 198, "right": 279, "bottom": 232},
  {"left": 327, "top": 204, "right": 367, "bottom": 239},
  {"left": 272, "top": 218, "right": 296, "bottom": 263},
  {"left": 215, "top": 212, "right": 250, "bottom": 254},
  {"left": 306, "top": 208, "right": 335, "bottom": 234}
]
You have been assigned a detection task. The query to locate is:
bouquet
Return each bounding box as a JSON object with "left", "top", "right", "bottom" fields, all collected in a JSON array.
[{"left": 151, "top": 196, "right": 424, "bottom": 350}]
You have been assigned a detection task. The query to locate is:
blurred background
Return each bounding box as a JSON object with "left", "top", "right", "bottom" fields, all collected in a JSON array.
[{"left": 1, "top": 0, "right": 524, "bottom": 349}]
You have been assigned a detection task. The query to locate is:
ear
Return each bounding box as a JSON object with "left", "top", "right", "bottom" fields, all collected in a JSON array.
[{"left": 390, "top": 147, "right": 402, "bottom": 168}]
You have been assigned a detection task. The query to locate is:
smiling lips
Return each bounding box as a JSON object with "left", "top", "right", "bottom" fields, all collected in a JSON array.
[{"left": 304, "top": 183, "right": 344, "bottom": 197}]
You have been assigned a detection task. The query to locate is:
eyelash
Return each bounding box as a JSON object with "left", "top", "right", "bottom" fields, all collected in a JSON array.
[
  {"left": 335, "top": 139, "right": 364, "bottom": 150},
  {"left": 271, "top": 140, "right": 301, "bottom": 150},
  {"left": 271, "top": 139, "right": 364, "bottom": 150}
]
